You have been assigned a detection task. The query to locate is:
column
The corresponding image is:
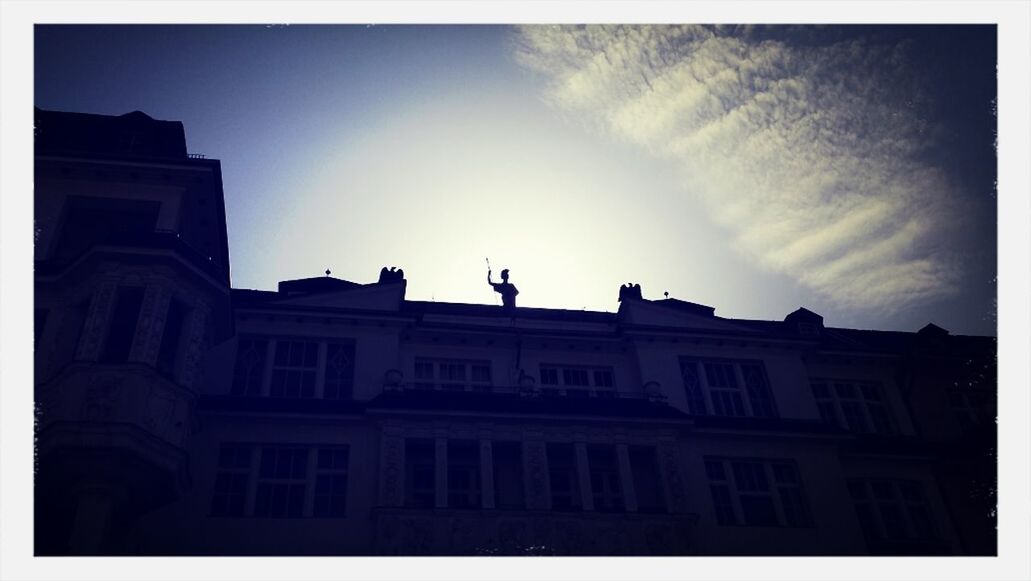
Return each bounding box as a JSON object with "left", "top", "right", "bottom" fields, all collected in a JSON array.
[
  {"left": 434, "top": 436, "right": 448, "bottom": 508},
  {"left": 176, "top": 303, "right": 210, "bottom": 387},
  {"left": 658, "top": 441, "right": 689, "bottom": 514},
  {"left": 378, "top": 427, "right": 405, "bottom": 507},
  {"left": 522, "top": 437, "right": 549, "bottom": 510},
  {"left": 616, "top": 444, "right": 638, "bottom": 513},
  {"left": 75, "top": 278, "right": 119, "bottom": 361},
  {"left": 128, "top": 283, "right": 172, "bottom": 366},
  {"left": 574, "top": 441, "right": 594, "bottom": 511},
  {"left": 480, "top": 439, "right": 495, "bottom": 509}
]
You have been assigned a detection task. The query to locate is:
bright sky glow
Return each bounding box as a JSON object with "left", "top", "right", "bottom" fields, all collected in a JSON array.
[{"left": 34, "top": 24, "right": 997, "bottom": 334}]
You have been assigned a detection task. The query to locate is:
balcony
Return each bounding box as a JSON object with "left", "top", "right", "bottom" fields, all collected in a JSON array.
[
  {"left": 36, "top": 229, "right": 227, "bottom": 284},
  {"left": 371, "top": 507, "right": 699, "bottom": 556}
]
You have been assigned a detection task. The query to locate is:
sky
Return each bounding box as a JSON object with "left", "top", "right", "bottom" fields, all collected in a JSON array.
[{"left": 34, "top": 24, "right": 997, "bottom": 335}]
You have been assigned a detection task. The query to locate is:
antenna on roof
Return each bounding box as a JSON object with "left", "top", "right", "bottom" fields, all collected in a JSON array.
[
  {"left": 664, "top": 291, "right": 669, "bottom": 299},
  {"left": 325, "top": 269, "right": 331, "bottom": 277}
]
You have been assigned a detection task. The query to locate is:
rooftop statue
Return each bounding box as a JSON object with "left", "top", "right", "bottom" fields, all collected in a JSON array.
[{"left": 488, "top": 268, "right": 519, "bottom": 309}]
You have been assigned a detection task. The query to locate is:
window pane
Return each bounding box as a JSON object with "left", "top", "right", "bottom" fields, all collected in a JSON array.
[
  {"left": 546, "top": 443, "right": 581, "bottom": 511},
  {"left": 99, "top": 286, "right": 145, "bottom": 363},
  {"left": 739, "top": 495, "right": 778, "bottom": 526},
  {"left": 405, "top": 439, "right": 435, "bottom": 508},
  {"left": 493, "top": 442, "right": 524, "bottom": 509},
  {"left": 630, "top": 446, "right": 665, "bottom": 513},
  {"left": 679, "top": 358, "right": 708, "bottom": 414}
]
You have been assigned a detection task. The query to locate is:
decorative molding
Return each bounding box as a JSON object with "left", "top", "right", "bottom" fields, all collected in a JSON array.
[{"left": 76, "top": 280, "right": 118, "bottom": 361}]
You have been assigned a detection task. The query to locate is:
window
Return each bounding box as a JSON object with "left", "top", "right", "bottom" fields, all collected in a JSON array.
[
  {"left": 324, "top": 343, "right": 355, "bottom": 400},
  {"left": 210, "top": 443, "right": 349, "bottom": 518},
  {"left": 948, "top": 389, "right": 992, "bottom": 428},
  {"left": 493, "top": 442, "right": 525, "bottom": 509},
  {"left": 230, "top": 337, "right": 356, "bottom": 399},
  {"left": 539, "top": 365, "right": 616, "bottom": 398},
  {"left": 447, "top": 440, "right": 481, "bottom": 508},
  {"left": 255, "top": 446, "right": 308, "bottom": 517},
  {"left": 587, "top": 445, "right": 624, "bottom": 512},
  {"left": 54, "top": 298, "right": 90, "bottom": 368},
  {"left": 313, "top": 448, "right": 349, "bottom": 517},
  {"left": 811, "top": 380, "right": 896, "bottom": 434},
  {"left": 53, "top": 196, "right": 160, "bottom": 261},
  {"left": 405, "top": 439, "right": 436, "bottom": 508},
  {"left": 232, "top": 338, "right": 267, "bottom": 396},
  {"left": 680, "top": 358, "right": 777, "bottom": 417},
  {"left": 413, "top": 359, "right": 492, "bottom": 392},
  {"left": 704, "top": 457, "right": 812, "bottom": 527},
  {"left": 211, "top": 445, "right": 252, "bottom": 517},
  {"left": 270, "top": 341, "right": 317, "bottom": 398},
  {"left": 156, "top": 299, "right": 187, "bottom": 377},
  {"left": 35, "top": 308, "right": 49, "bottom": 348},
  {"left": 99, "top": 286, "right": 145, "bottom": 363},
  {"left": 629, "top": 446, "right": 666, "bottom": 513},
  {"left": 546, "top": 443, "right": 582, "bottom": 511},
  {"left": 848, "top": 479, "right": 938, "bottom": 542}
]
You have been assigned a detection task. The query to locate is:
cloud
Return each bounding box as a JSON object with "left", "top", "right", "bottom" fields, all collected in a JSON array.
[{"left": 514, "top": 25, "right": 967, "bottom": 312}]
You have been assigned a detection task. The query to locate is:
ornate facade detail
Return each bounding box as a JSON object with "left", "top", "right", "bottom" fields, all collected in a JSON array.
[
  {"left": 129, "top": 284, "right": 172, "bottom": 365},
  {"left": 143, "top": 382, "right": 178, "bottom": 442},
  {"left": 75, "top": 280, "right": 118, "bottom": 361},
  {"left": 177, "top": 304, "right": 209, "bottom": 388},
  {"left": 658, "top": 443, "right": 689, "bottom": 513},
  {"left": 379, "top": 435, "right": 405, "bottom": 506}
]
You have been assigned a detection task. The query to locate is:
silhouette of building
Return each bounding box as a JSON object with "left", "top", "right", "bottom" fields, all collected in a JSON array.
[{"left": 33, "top": 108, "right": 996, "bottom": 556}]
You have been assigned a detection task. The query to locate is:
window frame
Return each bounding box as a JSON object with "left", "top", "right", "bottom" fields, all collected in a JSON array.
[
  {"left": 230, "top": 336, "right": 356, "bottom": 399},
  {"left": 810, "top": 379, "right": 897, "bottom": 435},
  {"left": 703, "top": 456, "right": 813, "bottom": 528},
  {"left": 679, "top": 357, "right": 779, "bottom": 418},
  {"left": 209, "top": 443, "right": 350, "bottom": 518},
  {"left": 538, "top": 364, "right": 617, "bottom": 398},
  {"left": 847, "top": 478, "right": 940, "bottom": 542},
  {"left": 412, "top": 358, "right": 493, "bottom": 392}
]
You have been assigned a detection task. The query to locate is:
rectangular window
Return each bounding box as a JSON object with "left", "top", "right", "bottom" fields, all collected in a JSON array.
[
  {"left": 313, "top": 447, "right": 349, "bottom": 517},
  {"left": 211, "top": 445, "right": 253, "bottom": 517},
  {"left": 324, "top": 342, "right": 355, "bottom": 400},
  {"left": 54, "top": 196, "right": 160, "bottom": 261},
  {"left": 210, "top": 443, "right": 349, "bottom": 518},
  {"left": 847, "top": 479, "right": 938, "bottom": 542},
  {"left": 156, "top": 299, "right": 187, "bottom": 377},
  {"left": 704, "top": 457, "right": 813, "bottom": 527},
  {"left": 56, "top": 298, "right": 91, "bottom": 368},
  {"left": 232, "top": 338, "right": 268, "bottom": 396},
  {"left": 447, "top": 440, "right": 481, "bottom": 509},
  {"left": 587, "top": 445, "right": 624, "bottom": 512},
  {"left": 493, "top": 442, "right": 525, "bottom": 509},
  {"left": 948, "top": 389, "right": 992, "bottom": 429},
  {"left": 230, "top": 337, "right": 356, "bottom": 399},
  {"left": 680, "top": 358, "right": 778, "bottom": 418},
  {"left": 811, "top": 380, "right": 896, "bottom": 435},
  {"left": 629, "top": 446, "right": 666, "bottom": 513},
  {"left": 405, "top": 439, "right": 436, "bottom": 508},
  {"left": 254, "top": 446, "right": 309, "bottom": 517},
  {"left": 546, "top": 443, "right": 581, "bottom": 511},
  {"left": 270, "top": 340, "right": 318, "bottom": 398},
  {"left": 99, "top": 286, "right": 144, "bottom": 363},
  {"left": 412, "top": 359, "right": 492, "bottom": 392},
  {"left": 538, "top": 364, "right": 617, "bottom": 398}
]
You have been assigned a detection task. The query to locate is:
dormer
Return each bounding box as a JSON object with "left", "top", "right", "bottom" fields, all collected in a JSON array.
[{"left": 784, "top": 307, "right": 824, "bottom": 337}]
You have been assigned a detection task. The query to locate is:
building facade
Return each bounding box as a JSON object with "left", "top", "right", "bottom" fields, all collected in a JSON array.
[{"left": 33, "top": 108, "right": 996, "bottom": 556}]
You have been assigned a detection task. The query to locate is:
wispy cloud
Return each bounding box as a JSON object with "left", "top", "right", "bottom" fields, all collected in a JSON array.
[{"left": 514, "top": 25, "right": 967, "bottom": 312}]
